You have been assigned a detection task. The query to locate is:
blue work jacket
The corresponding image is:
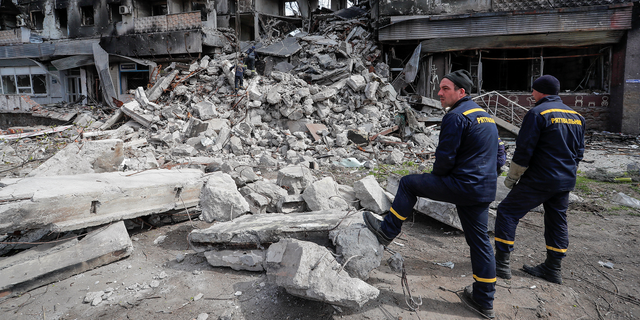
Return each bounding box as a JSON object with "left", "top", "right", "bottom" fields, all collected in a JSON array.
[
  {"left": 433, "top": 96, "right": 499, "bottom": 204},
  {"left": 513, "top": 95, "right": 585, "bottom": 192}
]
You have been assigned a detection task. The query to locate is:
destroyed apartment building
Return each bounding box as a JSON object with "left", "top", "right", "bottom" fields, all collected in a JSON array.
[{"left": 0, "top": 0, "right": 639, "bottom": 316}]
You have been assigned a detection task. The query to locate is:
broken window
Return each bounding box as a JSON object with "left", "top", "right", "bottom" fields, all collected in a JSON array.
[
  {"left": 1, "top": 75, "right": 16, "bottom": 94},
  {"left": 32, "top": 74, "right": 47, "bottom": 94},
  {"left": 152, "top": 3, "right": 168, "bottom": 16},
  {"left": 56, "top": 9, "right": 68, "bottom": 32},
  {"left": 16, "top": 75, "right": 32, "bottom": 94},
  {"left": 192, "top": 2, "right": 208, "bottom": 21},
  {"left": 119, "top": 64, "right": 150, "bottom": 94},
  {"left": 109, "top": 4, "right": 123, "bottom": 23},
  {"left": 81, "top": 6, "right": 94, "bottom": 26},
  {"left": 30, "top": 11, "right": 44, "bottom": 30},
  {"left": 285, "top": 1, "right": 300, "bottom": 17},
  {"left": 450, "top": 46, "right": 611, "bottom": 94}
]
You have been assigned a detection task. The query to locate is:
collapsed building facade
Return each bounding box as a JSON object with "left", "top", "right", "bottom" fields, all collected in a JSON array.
[
  {"left": 375, "top": 0, "right": 640, "bottom": 134},
  {"left": 0, "top": 0, "right": 639, "bottom": 134}
]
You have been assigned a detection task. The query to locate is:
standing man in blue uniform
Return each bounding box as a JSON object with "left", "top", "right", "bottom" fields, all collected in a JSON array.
[
  {"left": 231, "top": 58, "right": 246, "bottom": 93},
  {"left": 364, "top": 70, "right": 500, "bottom": 318},
  {"left": 245, "top": 46, "right": 257, "bottom": 72},
  {"left": 494, "top": 75, "right": 585, "bottom": 285}
]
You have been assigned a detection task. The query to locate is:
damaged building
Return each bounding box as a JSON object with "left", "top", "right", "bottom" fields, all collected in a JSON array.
[
  {"left": 0, "top": 0, "right": 346, "bottom": 112},
  {"left": 375, "top": 0, "right": 640, "bottom": 134}
]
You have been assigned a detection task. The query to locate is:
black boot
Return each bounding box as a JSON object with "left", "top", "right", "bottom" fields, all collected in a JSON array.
[
  {"left": 362, "top": 211, "right": 393, "bottom": 246},
  {"left": 495, "top": 250, "right": 512, "bottom": 280},
  {"left": 461, "top": 286, "right": 495, "bottom": 319},
  {"left": 522, "top": 254, "right": 562, "bottom": 284}
]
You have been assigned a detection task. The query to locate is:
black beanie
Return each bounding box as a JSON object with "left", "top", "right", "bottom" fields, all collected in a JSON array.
[
  {"left": 444, "top": 69, "right": 473, "bottom": 94},
  {"left": 532, "top": 75, "right": 560, "bottom": 95}
]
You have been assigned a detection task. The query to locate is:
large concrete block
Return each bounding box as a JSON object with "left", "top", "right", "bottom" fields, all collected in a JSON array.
[
  {"left": 414, "top": 197, "right": 497, "bottom": 232},
  {"left": 239, "top": 180, "right": 288, "bottom": 213},
  {"left": 329, "top": 222, "right": 383, "bottom": 280},
  {"left": 354, "top": 175, "right": 391, "bottom": 214},
  {"left": 0, "top": 169, "right": 203, "bottom": 234},
  {"left": 264, "top": 238, "right": 379, "bottom": 308},
  {"left": 28, "top": 139, "right": 124, "bottom": 177},
  {"left": 0, "top": 221, "right": 132, "bottom": 300},
  {"left": 188, "top": 210, "right": 358, "bottom": 252},
  {"left": 200, "top": 172, "right": 250, "bottom": 222},
  {"left": 346, "top": 75, "right": 366, "bottom": 92},
  {"left": 302, "top": 177, "right": 349, "bottom": 211}
]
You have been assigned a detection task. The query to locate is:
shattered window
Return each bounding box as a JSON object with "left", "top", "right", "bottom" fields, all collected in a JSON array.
[
  {"left": 285, "top": 1, "right": 300, "bottom": 16},
  {"left": 81, "top": 6, "right": 94, "bottom": 26},
  {"left": 16, "top": 75, "right": 32, "bottom": 94},
  {"left": 31, "top": 11, "right": 45, "bottom": 30},
  {"left": 2, "top": 75, "right": 17, "bottom": 94},
  {"left": 192, "top": 2, "right": 208, "bottom": 21},
  {"left": 152, "top": 4, "right": 168, "bottom": 16},
  {"left": 32, "top": 74, "right": 47, "bottom": 94},
  {"left": 56, "top": 9, "right": 68, "bottom": 32}
]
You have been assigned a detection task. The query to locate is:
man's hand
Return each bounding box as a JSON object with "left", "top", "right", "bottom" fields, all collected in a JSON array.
[{"left": 504, "top": 161, "right": 528, "bottom": 189}]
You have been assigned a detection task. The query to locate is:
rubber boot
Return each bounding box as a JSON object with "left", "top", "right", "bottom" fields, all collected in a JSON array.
[
  {"left": 495, "top": 250, "right": 512, "bottom": 280},
  {"left": 362, "top": 211, "right": 393, "bottom": 246},
  {"left": 523, "top": 254, "right": 562, "bottom": 284}
]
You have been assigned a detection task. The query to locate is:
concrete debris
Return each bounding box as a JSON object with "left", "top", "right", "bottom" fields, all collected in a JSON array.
[
  {"left": 354, "top": 175, "right": 392, "bottom": 214},
  {"left": 612, "top": 192, "right": 640, "bottom": 209},
  {"left": 199, "top": 172, "right": 250, "bottom": 222},
  {"left": 239, "top": 180, "right": 288, "bottom": 213},
  {"left": 28, "top": 139, "right": 124, "bottom": 177},
  {"left": 302, "top": 177, "right": 349, "bottom": 211},
  {"left": 329, "top": 222, "right": 384, "bottom": 280},
  {"left": 204, "top": 249, "right": 265, "bottom": 272},
  {"left": 188, "top": 210, "right": 358, "bottom": 252},
  {"left": 0, "top": 221, "right": 132, "bottom": 300},
  {"left": 265, "top": 238, "right": 379, "bottom": 308},
  {"left": 277, "top": 194, "right": 307, "bottom": 213},
  {"left": 276, "top": 165, "right": 316, "bottom": 195},
  {"left": 0, "top": 169, "right": 204, "bottom": 234}
]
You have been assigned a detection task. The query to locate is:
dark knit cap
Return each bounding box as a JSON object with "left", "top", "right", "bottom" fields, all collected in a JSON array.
[
  {"left": 444, "top": 69, "right": 473, "bottom": 94},
  {"left": 532, "top": 75, "right": 560, "bottom": 95}
]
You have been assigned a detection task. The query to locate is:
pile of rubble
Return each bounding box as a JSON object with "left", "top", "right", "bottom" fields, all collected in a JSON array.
[{"left": 0, "top": 13, "right": 446, "bottom": 308}]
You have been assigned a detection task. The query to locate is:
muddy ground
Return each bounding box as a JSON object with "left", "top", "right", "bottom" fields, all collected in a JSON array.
[{"left": 1, "top": 148, "right": 639, "bottom": 320}]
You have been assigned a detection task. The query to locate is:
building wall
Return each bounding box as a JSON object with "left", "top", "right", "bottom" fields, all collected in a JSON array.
[{"left": 621, "top": 4, "right": 640, "bottom": 134}]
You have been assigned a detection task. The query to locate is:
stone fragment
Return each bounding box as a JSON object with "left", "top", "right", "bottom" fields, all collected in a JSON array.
[
  {"left": 354, "top": 175, "right": 391, "bottom": 214},
  {"left": 184, "top": 118, "right": 209, "bottom": 138},
  {"left": 311, "top": 88, "right": 337, "bottom": 102},
  {"left": 302, "top": 177, "right": 349, "bottom": 211},
  {"left": 277, "top": 194, "right": 307, "bottom": 213},
  {"left": 277, "top": 165, "right": 316, "bottom": 195},
  {"left": 329, "top": 222, "right": 383, "bottom": 280},
  {"left": 365, "top": 81, "right": 379, "bottom": 100},
  {"left": 204, "top": 249, "right": 265, "bottom": 271},
  {"left": 346, "top": 75, "right": 366, "bottom": 92},
  {"left": 200, "top": 172, "right": 250, "bottom": 222},
  {"left": 194, "top": 101, "right": 217, "bottom": 120},
  {"left": 28, "top": 139, "right": 124, "bottom": 177},
  {"left": 385, "top": 149, "right": 405, "bottom": 165},
  {"left": 265, "top": 239, "right": 379, "bottom": 308},
  {"left": 239, "top": 180, "right": 288, "bottom": 213}
]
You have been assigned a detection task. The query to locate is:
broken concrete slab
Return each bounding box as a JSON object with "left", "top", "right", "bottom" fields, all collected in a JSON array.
[
  {"left": 200, "top": 172, "right": 250, "bottom": 223},
  {"left": 121, "top": 100, "right": 155, "bottom": 128},
  {"left": 147, "top": 70, "right": 179, "bottom": 101},
  {"left": 354, "top": 175, "right": 391, "bottom": 214},
  {"left": 277, "top": 165, "right": 316, "bottom": 195},
  {"left": 194, "top": 101, "right": 217, "bottom": 121},
  {"left": 414, "top": 197, "right": 497, "bottom": 232},
  {"left": 302, "top": 177, "right": 349, "bottom": 211},
  {"left": 28, "top": 139, "right": 124, "bottom": 177},
  {"left": 0, "top": 221, "right": 133, "bottom": 300},
  {"left": 329, "top": 222, "right": 383, "bottom": 281},
  {"left": 346, "top": 75, "right": 366, "bottom": 92},
  {"left": 0, "top": 169, "right": 204, "bottom": 234},
  {"left": 188, "top": 210, "right": 358, "bottom": 252},
  {"left": 204, "top": 249, "right": 265, "bottom": 272},
  {"left": 256, "top": 37, "right": 302, "bottom": 58},
  {"left": 264, "top": 238, "right": 379, "bottom": 308}
]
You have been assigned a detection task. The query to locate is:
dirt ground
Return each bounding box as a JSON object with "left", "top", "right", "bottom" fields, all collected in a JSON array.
[{"left": 1, "top": 148, "right": 640, "bottom": 320}]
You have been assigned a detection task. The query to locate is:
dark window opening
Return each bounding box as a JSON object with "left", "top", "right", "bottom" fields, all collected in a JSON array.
[
  {"left": 478, "top": 49, "right": 532, "bottom": 92},
  {"left": 109, "top": 4, "right": 123, "bottom": 23},
  {"left": 124, "top": 72, "right": 149, "bottom": 92},
  {"left": 16, "top": 75, "right": 31, "bottom": 94},
  {"left": 32, "top": 74, "right": 47, "bottom": 94},
  {"left": 192, "top": 2, "right": 207, "bottom": 21},
  {"left": 31, "top": 11, "right": 45, "bottom": 30},
  {"left": 81, "top": 6, "right": 94, "bottom": 26},
  {"left": 2, "top": 75, "right": 16, "bottom": 94},
  {"left": 56, "top": 9, "right": 68, "bottom": 31},
  {"left": 152, "top": 4, "right": 168, "bottom": 16}
]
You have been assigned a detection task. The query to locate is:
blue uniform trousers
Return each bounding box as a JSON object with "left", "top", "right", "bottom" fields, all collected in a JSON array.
[
  {"left": 495, "top": 183, "right": 569, "bottom": 259},
  {"left": 234, "top": 75, "right": 243, "bottom": 90},
  {"left": 381, "top": 173, "right": 496, "bottom": 309}
]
